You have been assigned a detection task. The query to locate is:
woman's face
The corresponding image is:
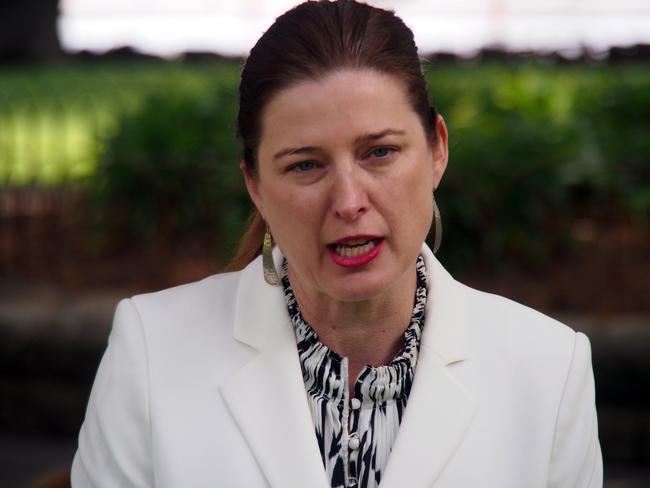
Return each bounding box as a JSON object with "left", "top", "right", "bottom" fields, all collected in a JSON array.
[{"left": 245, "top": 69, "right": 448, "bottom": 303}]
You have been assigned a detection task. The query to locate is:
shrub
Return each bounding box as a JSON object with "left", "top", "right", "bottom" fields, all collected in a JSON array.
[
  {"left": 91, "top": 85, "right": 249, "bottom": 257},
  {"left": 86, "top": 60, "right": 649, "bottom": 272}
]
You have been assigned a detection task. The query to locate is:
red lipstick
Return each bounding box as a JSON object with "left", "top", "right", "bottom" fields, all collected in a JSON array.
[{"left": 327, "top": 235, "right": 384, "bottom": 268}]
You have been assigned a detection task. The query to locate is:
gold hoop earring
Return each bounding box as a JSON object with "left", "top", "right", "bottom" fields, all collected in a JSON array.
[
  {"left": 263, "top": 224, "right": 281, "bottom": 286},
  {"left": 432, "top": 194, "right": 442, "bottom": 254}
]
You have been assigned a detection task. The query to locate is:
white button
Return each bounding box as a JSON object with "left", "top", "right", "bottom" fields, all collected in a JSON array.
[
  {"left": 350, "top": 398, "right": 361, "bottom": 410},
  {"left": 349, "top": 436, "right": 360, "bottom": 450}
]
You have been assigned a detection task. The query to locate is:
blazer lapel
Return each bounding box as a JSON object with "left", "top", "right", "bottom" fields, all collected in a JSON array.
[
  {"left": 220, "top": 254, "right": 329, "bottom": 488},
  {"left": 380, "top": 247, "right": 478, "bottom": 487},
  {"left": 220, "top": 246, "right": 476, "bottom": 488}
]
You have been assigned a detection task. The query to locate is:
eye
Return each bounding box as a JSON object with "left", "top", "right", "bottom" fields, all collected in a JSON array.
[
  {"left": 289, "top": 161, "right": 318, "bottom": 172},
  {"left": 368, "top": 147, "right": 395, "bottom": 159}
]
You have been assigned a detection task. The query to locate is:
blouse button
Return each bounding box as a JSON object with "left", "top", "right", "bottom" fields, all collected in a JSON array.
[
  {"left": 350, "top": 398, "right": 361, "bottom": 410},
  {"left": 349, "top": 435, "right": 360, "bottom": 450}
]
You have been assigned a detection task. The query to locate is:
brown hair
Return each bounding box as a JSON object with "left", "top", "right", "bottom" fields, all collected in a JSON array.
[{"left": 226, "top": 0, "right": 436, "bottom": 271}]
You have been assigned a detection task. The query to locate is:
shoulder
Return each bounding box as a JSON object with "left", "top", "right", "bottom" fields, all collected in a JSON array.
[
  {"left": 459, "top": 281, "right": 579, "bottom": 368},
  {"left": 459, "top": 281, "right": 576, "bottom": 349},
  {"left": 129, "top": 269, "right": 243, "bottom": 326},
  {"left": 455, "top": 285, "right": 602, "bottom": 486},
  {"left": 434, "top": 277, "right": 601, "bottom": 484},
  {"left": 109, "top": 260, "right": 263, "bottom": 361},
  {"left": 422, "top": 247, "right": 580, "bottom": 371},
  {"left": 454, "top": 280, "right": 588, "bottom": 400}
]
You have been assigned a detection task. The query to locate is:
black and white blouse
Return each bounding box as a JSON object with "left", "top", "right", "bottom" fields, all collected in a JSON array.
[{"left": 281, "top": 256, "right": 428, "bottom": 488}]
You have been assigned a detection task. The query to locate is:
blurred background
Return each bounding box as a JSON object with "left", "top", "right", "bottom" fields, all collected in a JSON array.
[{"left": 0, "top": 0, "right": 648, "bottom": 486}]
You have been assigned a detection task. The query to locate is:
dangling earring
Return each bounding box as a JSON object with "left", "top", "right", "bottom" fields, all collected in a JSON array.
[
  {"left": 263, "top": 224, "right": 281, "bottom": 286},
  {"left": 432, "top": 194, "right": 442, "bottom": 254}
]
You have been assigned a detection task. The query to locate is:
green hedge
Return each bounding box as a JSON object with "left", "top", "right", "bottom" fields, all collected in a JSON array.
[
  {"left": 0, "top": 60, "right": 240, "bottom": 185},
  {"left": 428, "top": 62, "right": 649, "bottom": 270},
  {"left": 1, "top": 60, "right": 648, "bottom": 268}
]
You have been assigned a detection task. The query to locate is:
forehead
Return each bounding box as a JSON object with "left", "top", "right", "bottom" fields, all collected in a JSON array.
[{"left": 258, "top": 69, "right": 420, "bottom": 153}]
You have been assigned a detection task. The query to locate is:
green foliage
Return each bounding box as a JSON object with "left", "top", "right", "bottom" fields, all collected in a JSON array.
[
  {"left": 426, "top": 62, "right": 650, "bottom": 271},
  {"left": 0, "top": 59, "right": 240, "bottom": 185},
  {"left": 1, "top": 59, "right": 648, "bottom": 270},
  {"left": 92, "top": 84, "right": 248, "bottom": 254},
  {"left": 573, "top": 70, "right": 650, "bottom": 214}
]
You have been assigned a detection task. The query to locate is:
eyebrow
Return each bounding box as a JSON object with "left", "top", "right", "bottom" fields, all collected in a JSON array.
[{"left": 272, "top": 129, "right": 406, "bottom": 161}]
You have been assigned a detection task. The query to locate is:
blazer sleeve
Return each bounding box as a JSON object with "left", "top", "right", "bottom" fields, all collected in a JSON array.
[
  {"left": 71, "top": 298, "right": 154, "bottom": 487},
  {"left": 547, "top": 332, "right": 603, "bottom": 488}
]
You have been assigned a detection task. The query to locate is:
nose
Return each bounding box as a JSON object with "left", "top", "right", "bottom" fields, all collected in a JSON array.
[{"left": 331, "top": 166, "right": 369, "bottom": 221}]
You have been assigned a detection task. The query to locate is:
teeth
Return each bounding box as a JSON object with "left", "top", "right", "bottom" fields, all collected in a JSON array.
[
  {"left": 344, "top": 239, "right": 368, "bottom": 246},
  {"left": 334, "top": 240, "right": 377, "bottom": 257}
]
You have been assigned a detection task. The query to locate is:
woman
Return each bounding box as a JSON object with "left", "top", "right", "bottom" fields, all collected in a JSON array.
[{"left": 71, "top": 1, "right": 602, "bottom": 487}]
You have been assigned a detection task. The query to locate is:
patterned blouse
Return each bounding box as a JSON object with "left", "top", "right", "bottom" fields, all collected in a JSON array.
[{"left": 281, "top": 255, "right": 428, "bottom": 488}]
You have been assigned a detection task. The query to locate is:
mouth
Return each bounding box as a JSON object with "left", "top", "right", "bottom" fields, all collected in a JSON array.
[
  {"left": 329, "top": 238, "right": 381, "bottom": 257},
  {"left": 327, "top": 236, "right": 384, "bottom": 267}
]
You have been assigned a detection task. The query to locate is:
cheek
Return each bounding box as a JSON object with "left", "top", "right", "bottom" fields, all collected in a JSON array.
[
  {"left": 264, "top": 186, "right": 323, "bottom": 237},
  {"left": 262, "top": 181, "right": 296, "bottom": 214},
  {"left": 390, "top": 156, "right": 433, "bottom": 202},
  {"left": 389, "top": 158, "right": 434, "bottom": 230}
]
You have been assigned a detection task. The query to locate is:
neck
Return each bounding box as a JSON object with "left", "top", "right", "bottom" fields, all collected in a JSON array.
[{"left": 287, "top": 261, "right": 418, "bottom": 380}]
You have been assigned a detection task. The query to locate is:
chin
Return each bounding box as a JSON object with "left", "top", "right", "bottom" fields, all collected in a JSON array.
[{"left": 325, "top": 273, "right": 392, "bottom": 303}]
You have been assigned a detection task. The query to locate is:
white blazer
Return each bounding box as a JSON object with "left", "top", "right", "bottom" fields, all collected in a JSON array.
[{"left": 71, "top": 244, "right": 602, "bottom": 487}]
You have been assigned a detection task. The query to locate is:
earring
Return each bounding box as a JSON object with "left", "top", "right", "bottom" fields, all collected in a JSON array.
[
  {"left": 263, "top": 224, "right": 281, "bottom": 286},
  {"left": 432, "top": 194, "right": 442, "bottom": 254}
]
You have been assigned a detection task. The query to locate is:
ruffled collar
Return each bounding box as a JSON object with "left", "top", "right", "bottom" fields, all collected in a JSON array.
[{"left": 281, "top": 255, "right": 428, "bottom": 406}]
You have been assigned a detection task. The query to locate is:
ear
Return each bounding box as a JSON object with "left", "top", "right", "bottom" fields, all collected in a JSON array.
[
  {"left": 430, "top": 114, "right": 449, "bottom": 190},
  {"left": 240, "top": 160, "right": 266, "bottom": 220}
]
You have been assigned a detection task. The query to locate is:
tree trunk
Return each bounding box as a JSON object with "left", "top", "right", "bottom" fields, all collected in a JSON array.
[{"left": 0, "top": 0, "right": 62, "bottom": 62}]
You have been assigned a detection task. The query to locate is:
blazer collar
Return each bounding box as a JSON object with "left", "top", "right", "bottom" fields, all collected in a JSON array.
[
  {"left": 230, "top": 249, "right": 292, "bottom": 353},
  {"left": 221, "top": 244, "right": 476, "bottom": 488},
  {"left": 419, "top": 243, "right": 471, "bottom": 364},
  {"left": 221, "top": 254, "right": 329, "bottom": 488},
  {"left": 231, "top": 244, "right": 471, "bottom": 359},
  {"left": 379, "top": 244, "right": 477, "bottom": 488}
]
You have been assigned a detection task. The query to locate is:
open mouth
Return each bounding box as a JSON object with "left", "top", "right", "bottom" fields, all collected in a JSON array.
[
  {"left": 326, "top": 236, "right": 384, "bottom": 267},
  {"left": 330, "top": 238, "right": 381, "bottom": 257}
]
